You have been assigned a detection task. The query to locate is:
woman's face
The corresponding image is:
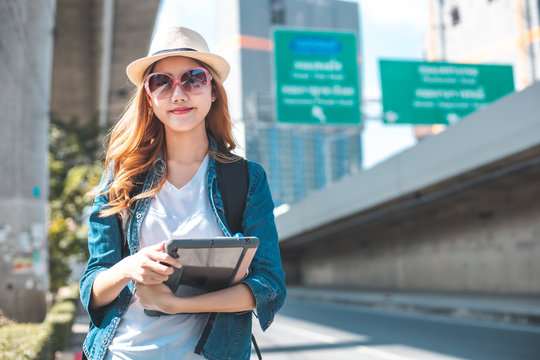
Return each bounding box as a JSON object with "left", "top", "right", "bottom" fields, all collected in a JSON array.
[{"left": 146, "top": 56, "right": 214, "bottom": 136}]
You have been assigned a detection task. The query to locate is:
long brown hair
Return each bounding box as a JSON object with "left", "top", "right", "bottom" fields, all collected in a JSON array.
[{"left": 99, "top": 58, "right": 237, "bottom": 217}]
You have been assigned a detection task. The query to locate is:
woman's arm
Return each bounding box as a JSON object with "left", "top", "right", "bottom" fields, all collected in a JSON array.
[
  {"left": 90, "top": 241, "right": 182, "bottom": 309},
  {"left": 136, "top": 282, "right": 256, "bottom": 314},
  {"left": 238, "top": 163, "right": 287, "bottom": 329}
]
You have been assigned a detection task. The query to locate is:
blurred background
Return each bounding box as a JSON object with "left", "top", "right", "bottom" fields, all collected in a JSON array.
[{"left": 1, "top": 0, "right": 540, "bottom": 359}]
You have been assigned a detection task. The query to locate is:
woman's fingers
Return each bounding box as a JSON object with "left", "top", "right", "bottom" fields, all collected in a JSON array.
[
  {"left": 121, "top": 242, "right": 182, "bottom": 283},
  {"left": 134, "top": 266, "right": 170, "bottom": 284},
  {"left": 136, "top": 283, "right": 174, "bottom": 313},
  {"left": 151, "top": 251, "right": 182, "bottom": 269},
  {"left": 148, "top": 259, "right": 175, "bottom": 275},
  {"left": 144, "top": 241, "right": 182, "bottom": 269},
  {"left": 134, "top": 276, "right": 166, "bottom": 285},
  {"left": 141, "top": 257, "right": 175, "bottom": 275},
  {"left": 148, "top": 241, "right": 166, "bottom": 251}
]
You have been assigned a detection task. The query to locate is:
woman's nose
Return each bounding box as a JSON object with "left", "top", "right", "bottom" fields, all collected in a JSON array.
[{"left": 170, "top": 83, "right": 187, "bottom": 102}]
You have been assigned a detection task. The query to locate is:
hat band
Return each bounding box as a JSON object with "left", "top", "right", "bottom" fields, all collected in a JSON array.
[{"left": 151, "top": 47, "right": 197, "bottom": 56}]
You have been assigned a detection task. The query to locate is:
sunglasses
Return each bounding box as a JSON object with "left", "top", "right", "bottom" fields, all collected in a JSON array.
[{"left": 144, "top": 67, "right": 213, "bottom": 99}]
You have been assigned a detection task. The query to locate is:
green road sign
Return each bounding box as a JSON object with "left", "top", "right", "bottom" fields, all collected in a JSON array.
[
  {"left": 273, "top": 29, "right": 361, "bottom": 125},
  {"left": 379, "top": 60, "right": 515, "bottom": 125}
]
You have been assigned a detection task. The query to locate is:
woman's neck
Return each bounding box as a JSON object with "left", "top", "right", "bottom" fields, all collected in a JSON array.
[
  {"left": 163, "top": 128, "right": 209, "bottom": 189},
  {"left": 164, "top": 128, "right": 209, "bottom": 165}
]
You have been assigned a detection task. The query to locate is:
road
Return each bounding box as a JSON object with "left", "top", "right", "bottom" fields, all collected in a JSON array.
[{"left": 252, "top": 298, "right": 540, "bottom": 360}]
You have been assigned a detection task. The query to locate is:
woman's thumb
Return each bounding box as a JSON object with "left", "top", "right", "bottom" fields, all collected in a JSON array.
[{"left": 153, "top": 241, "right": 166, "bottom": 251}]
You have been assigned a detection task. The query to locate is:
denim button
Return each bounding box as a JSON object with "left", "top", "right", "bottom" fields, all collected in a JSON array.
[
  {"left": 266, "top": 320, "right": 272, "bottom": 326},
  {"left": 136, "top": 213, "right": 142, "bottom": 219},
  {"left": 133, "top": 246, "right": 139, "bottom": 252},
  {"left": 103, "top": 339, "right": 108, "bottom": 345}
]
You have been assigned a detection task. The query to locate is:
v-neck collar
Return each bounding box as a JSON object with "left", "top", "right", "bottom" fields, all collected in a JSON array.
[{"left": 164, "top": 154, "right": 209, "bottom": 193}]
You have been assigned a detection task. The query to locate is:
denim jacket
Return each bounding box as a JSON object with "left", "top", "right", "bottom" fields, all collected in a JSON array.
[{"left": 79, "top": 145, "right": 287, "bottom": 360}]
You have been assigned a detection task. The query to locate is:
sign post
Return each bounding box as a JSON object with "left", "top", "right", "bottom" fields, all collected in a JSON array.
[
  {"left": 273, "top": 29, "right": 361, "bottom": 125},
  {"left": 379, "top": 60, "right": 515, "bottom": 125}
]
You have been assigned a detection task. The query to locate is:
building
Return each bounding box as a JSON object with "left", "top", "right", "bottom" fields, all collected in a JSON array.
[
  {"left": 427, "top": 0, "right": 540, "bottom": 90},
  {"left": 0, "top": 0, "right": 56, "bottom": 322},
  {"left": 189, "top": 0, "right": 363, "bottom": 206}
]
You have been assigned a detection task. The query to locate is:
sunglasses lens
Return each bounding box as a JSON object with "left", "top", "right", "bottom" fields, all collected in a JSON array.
[
  {"left": 181, "top": 69, "right": 208, "bottom": 92},
  {"left": 148, "top": 74, "right": 173, "bottom": 97},
  {"left": 146, "top": 69, "right": 210, "bottom": 98}
]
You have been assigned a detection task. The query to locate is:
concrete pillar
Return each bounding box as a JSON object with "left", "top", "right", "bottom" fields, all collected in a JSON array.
[
  {"left": 0, "top": 0, "right": 56, "bottom": 322},
  {"left": 50, "top": 0, "right": 99, "bottom": 125}
]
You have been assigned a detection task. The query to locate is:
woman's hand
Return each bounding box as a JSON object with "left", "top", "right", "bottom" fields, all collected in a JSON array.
[
  {"left": 136, "top": 282, "right": 179, "bottom": 314},
  {"left": 118, "top": 241, "right": 182, "bottom": 285},
  {"left": 90, "top": 241, "right": 181, "bottom": 309}
]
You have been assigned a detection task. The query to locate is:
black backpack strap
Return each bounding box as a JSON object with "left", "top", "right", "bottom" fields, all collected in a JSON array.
[
  {"left": 215, "top": 157, "right": 249, "bottom": 235},
  {"left": 252, "top": 334, "right": 262, "bottom": 359}
]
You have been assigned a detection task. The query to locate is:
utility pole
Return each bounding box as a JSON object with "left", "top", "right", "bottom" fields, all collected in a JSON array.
[
  {"left": 438, "top": 0, "right": 446, "bottom": 60},
  {"left": 523, "top": 0, "right": 537, "bottom": 82}
]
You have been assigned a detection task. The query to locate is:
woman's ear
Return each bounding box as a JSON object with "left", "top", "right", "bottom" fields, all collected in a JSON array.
[{"left": 211, "top": 93, "right": 216, "bottom": 102}]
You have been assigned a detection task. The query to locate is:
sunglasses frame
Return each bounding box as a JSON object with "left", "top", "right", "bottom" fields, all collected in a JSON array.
[{"left": 144, "top": 67, "right": 213, "bottom": 99}]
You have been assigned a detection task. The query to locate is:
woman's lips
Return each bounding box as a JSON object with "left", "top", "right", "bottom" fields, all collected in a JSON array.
[{"left": 170, "top": 107, "right": 193, "bottom": 115}]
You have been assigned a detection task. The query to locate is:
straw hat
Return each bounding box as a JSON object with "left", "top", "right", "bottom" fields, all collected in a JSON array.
[{"left": 126, "top": 26, "right": 230, "bottom": 86}]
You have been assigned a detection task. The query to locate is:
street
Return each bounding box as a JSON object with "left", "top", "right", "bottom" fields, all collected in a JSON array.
[{"left": 253, "top": 298, "right": 540, "bottom": 360}]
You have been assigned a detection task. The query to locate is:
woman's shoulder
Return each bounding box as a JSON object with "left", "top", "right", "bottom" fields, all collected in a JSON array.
[
  {"left": 245, "top": 160, "right": 273, "bottom": 197},
  {"left": 245, "top": 158, "right": 263, "bottom": 171},
  {"left": 211, "top": 152, "right": 268, "bottom": 186},
  {"left": 246, "top": 159, "right": 267, "bottom": 179}
]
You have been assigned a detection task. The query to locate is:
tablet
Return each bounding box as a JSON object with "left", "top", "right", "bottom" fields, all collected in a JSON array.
[{"left": 163, "top": 236, "right": 259, "bottom": 292}]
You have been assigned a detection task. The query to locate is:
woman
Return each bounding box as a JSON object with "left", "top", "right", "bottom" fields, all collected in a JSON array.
[{"left": 80, "top": 26, "right": 286, "bottom": 360}]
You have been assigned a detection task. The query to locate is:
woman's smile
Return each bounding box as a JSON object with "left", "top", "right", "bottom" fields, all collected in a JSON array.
[{"left": 170, "top": 106, "right": 193, "bottom": 115}]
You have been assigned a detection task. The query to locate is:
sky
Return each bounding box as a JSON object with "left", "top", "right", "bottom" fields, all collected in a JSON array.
[
  {"left": 354, "top": 0, "right": 429, "bottom": 168},
  {"left": 154, "top": 0, "right": 431, "bottom": 169}
]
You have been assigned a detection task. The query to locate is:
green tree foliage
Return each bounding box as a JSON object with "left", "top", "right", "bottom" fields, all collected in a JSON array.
[{"left": 48, "top": 116, "right": 104, "bottom": 292}]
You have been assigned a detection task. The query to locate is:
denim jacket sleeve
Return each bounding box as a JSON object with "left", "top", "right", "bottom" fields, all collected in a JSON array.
[
  {"left": 79, "top": 168, "right": 126, "bottom": 327},
  {"left": 240, "top": 162, "right": 286, "bottom": 331}
]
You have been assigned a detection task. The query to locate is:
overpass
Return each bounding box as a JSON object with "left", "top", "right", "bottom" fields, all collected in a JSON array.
[
  {"left": 277, "top": 83, "right": 540, "bottom": 296},
  {"left": 51, "top": 0, "right": 160, "bottom": 126}
]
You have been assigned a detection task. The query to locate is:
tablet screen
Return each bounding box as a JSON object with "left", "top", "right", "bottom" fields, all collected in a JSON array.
[
  {"left": 165, "top": 237, "right": 258, "bottom": 292},
  {"left": 171, "top": 247, "right": 244, "bottom": 291},
  {"left": 173, "top": 247, "right": 243, "bottom": 268}
]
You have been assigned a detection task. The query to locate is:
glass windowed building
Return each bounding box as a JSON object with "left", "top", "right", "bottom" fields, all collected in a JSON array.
[{"left": 167, "top": 0, "right": 363, "bottom": 205}]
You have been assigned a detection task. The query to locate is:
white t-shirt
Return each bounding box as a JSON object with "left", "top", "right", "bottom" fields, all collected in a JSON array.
[{"left": 105, "top": 155, "right": 223, "bottom": 360}]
